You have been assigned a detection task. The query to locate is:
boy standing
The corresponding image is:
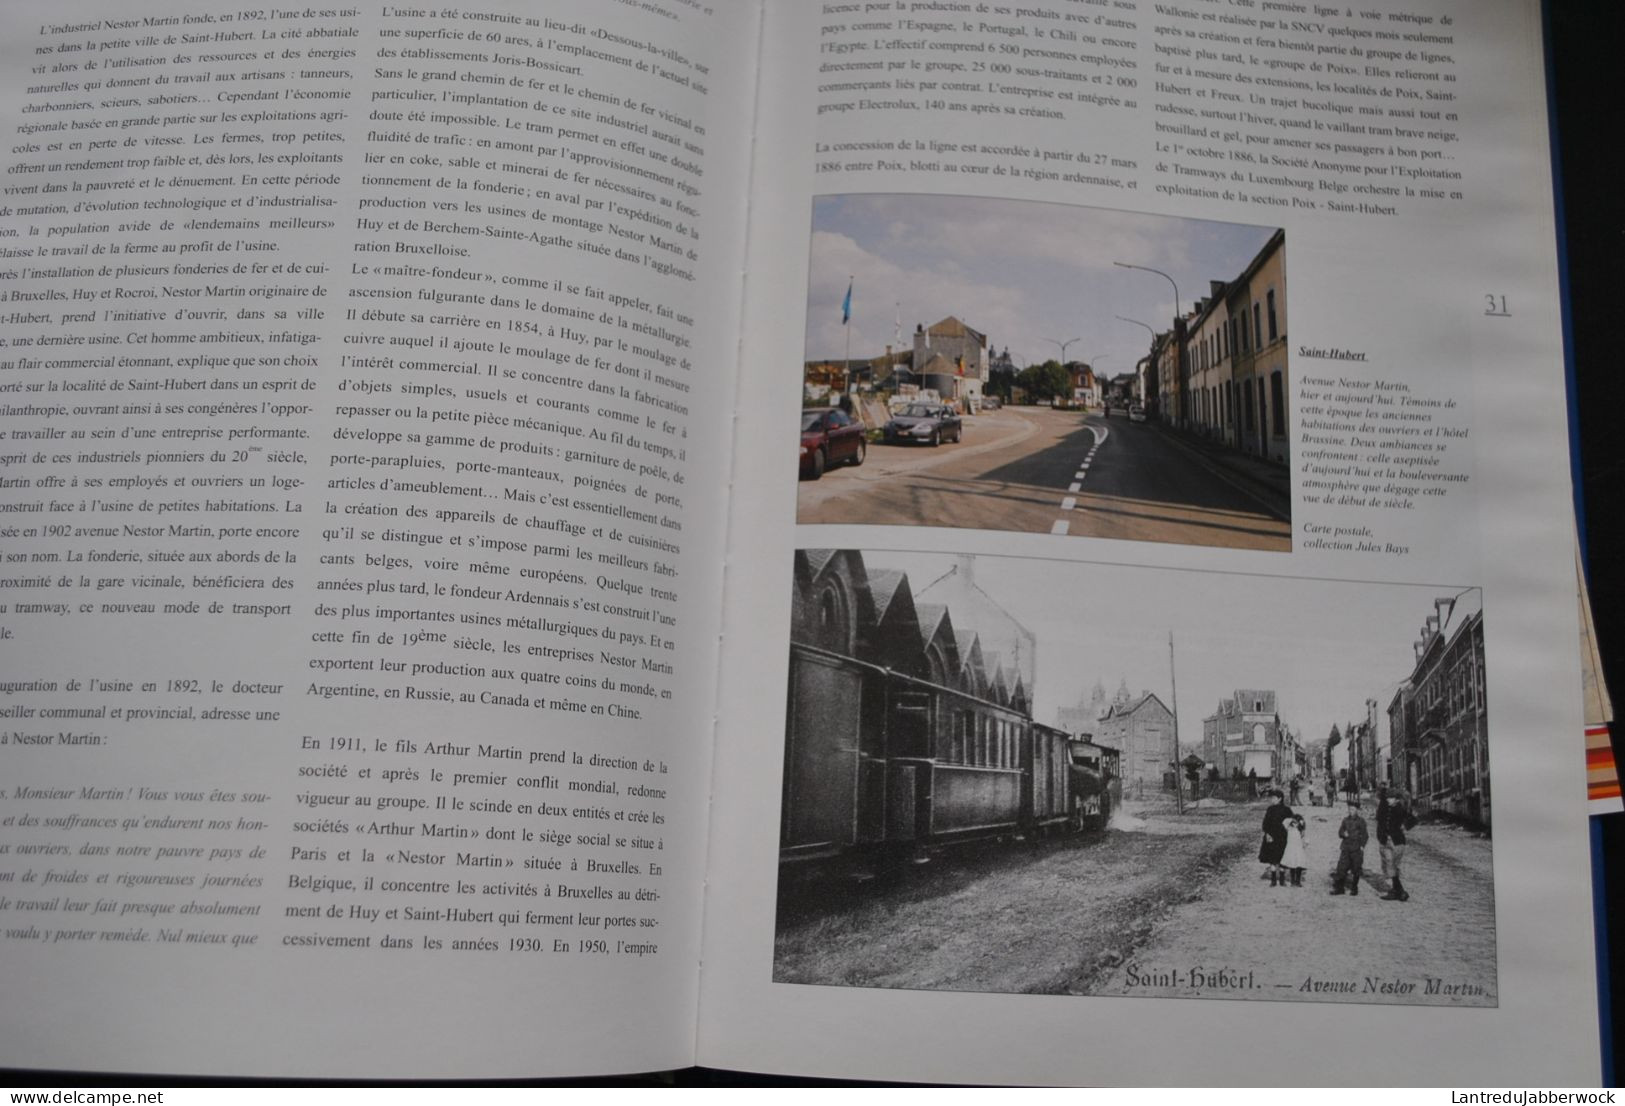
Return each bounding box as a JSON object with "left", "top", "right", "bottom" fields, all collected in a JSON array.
[{"left": 1331, "top": 801, "right": 1369, "bottom": 895}]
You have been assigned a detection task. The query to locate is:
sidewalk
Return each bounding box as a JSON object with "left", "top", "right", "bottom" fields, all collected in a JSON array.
[
  {"left": 1093, "top": 801, "right": 1497, "bottom": 1005},
  {"left": 1152, "top": 421, "right": 1291, "bottom": 518}
]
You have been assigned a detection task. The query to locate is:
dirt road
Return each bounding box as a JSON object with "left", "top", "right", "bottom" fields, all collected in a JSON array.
[
  {"left": 1093, "top": 803, "right": 1498, "bottom": 1006},
  {"left": 773, "top": 798, "right": 1496, "bottom": 1006},
  {"left": 773, "top": 800, "right": 1255, "bottom": 995}
]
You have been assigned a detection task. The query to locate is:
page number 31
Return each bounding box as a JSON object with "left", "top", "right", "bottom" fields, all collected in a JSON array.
[{"left": 1485, "top": 293, "right": 1511, "bottom": 317}]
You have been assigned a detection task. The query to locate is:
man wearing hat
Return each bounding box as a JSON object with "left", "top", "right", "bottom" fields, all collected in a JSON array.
[{"left": 1377, "top": 786, "right": 1418, "bottom": 901}]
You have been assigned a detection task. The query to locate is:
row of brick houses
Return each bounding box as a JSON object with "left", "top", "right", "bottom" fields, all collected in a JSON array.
[
  {"left": 1316, "top": 595, "right": 1489, "bottom": 828},
  {"left": 1387, "top": 594, "right": 1489, "bottom": 828},
  {"left": 1143, "top": 228, "right": 1289, "bottom": 464}
]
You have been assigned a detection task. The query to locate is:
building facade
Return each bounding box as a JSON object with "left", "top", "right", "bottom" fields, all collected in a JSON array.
[
  {"left": 1129, "top": 229, "right": 1287, "bottom": 463},
  {"left": 1201, "top": 689, "right": 1285, "bottom": 781},
  {"left": 1387, "top": 595, "right": 1489, "bottom": 828},
  {"left": 1186, "top": 278, "right": 1235, "bottom": 444},
  {"left": 1226, "top": 229, "right": 1288, "bottom": 463},
  {"left": 1098, "top": 691, "right": 1175, "bottom": 793}
]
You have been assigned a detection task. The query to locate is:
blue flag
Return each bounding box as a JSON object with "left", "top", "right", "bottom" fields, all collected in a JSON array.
[{"left": 841, "top": 279, "right": 853, "bottom": 325}]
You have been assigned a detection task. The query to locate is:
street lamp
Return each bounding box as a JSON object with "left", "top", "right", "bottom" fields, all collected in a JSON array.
[
  {"left": 1115, "top": 315, "right": 1156, "bottom": 341},
  {"left": 1040, "top": 336, "right": 1081, "bottom": 365},
  {"left": 1085, "top": 354, "right": 1106, "bottom": 408},
  {"left": 1113, "top": 261, "right": 1181, "bottom": 322},
  {"left": 1116, "top": 317, "right": 1159, "bottom": 415}
]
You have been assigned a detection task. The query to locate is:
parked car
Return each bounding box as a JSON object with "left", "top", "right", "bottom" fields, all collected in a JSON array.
[
  {"left": 1128, "top": 403, "right": 1146, "bottom": 423},
  {"left": 884, "top": 403, "right": 962, "bottom": 446},
  {"left": 800, "top": 407, "right": 866, "bottom": 479}
]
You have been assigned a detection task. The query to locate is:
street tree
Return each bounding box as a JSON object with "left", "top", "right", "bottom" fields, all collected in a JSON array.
[{"left": 1015, "top": 360, "right": 1069, "bottom": 402}]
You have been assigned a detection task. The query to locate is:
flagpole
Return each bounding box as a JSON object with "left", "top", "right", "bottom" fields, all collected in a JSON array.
[
  {"left": 1169, "top": 631, "right": 1184, "bottom": 815},
  {"left": 843, "top": 275, "right": 853, "bottom": 396}
]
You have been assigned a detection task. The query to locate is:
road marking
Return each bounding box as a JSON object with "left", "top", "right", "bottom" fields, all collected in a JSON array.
[{"left": 1048, "top": 423, "right": 1108, "bottom": 533}]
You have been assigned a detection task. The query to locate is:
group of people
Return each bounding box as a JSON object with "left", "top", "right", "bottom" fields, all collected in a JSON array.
[{"left": 1258, "top": 785, "right": 1418, "bottom": 900}]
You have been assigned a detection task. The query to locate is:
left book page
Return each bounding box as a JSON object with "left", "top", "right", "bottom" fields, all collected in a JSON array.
[{"left": 0, "top": 0, "right": 757, "bottom": 1080}]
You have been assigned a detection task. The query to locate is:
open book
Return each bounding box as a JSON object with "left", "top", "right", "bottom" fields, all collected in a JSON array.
[{"left": 0, "top": 0, "right": 1601, "bottom": 1086}]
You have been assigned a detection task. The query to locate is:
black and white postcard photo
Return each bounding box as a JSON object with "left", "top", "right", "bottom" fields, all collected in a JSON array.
[
  {"left": 796, "top": 194, "right": 1289, "bottom": 552},
  {"left": 775, "top": 550, "right": 1492, "bottom": 1006}
]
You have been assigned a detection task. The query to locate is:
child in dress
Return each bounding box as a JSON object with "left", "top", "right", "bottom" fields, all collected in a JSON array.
[{"left": 1279, "top": 812, "right": 1308, "bottom": 886}]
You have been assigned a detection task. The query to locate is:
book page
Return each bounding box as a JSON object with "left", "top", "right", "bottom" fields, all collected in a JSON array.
[
  {"left": 0, "top": 0, "right": 757, "bottom": 1079},
  {"left": 699, "top": 0, "right": 1598, "bottom": 1085}
]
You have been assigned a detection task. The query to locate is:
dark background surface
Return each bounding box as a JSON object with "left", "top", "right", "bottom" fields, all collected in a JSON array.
[
  {"left": 1550, "top": 0, "right": 1625, "bottom": 1083},
  {"left": 4, "top": 0, "right": 1625, "bottom": 1088}
]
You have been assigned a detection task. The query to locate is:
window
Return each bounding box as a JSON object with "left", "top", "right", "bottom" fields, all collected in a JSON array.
[
  {"left": 1253, "top": 302, "right": 1262, "bottom": 348},
  {"left": 1271, "top": 371, "right": 1285, "bottom": 436},
  {"left": 814, "top": 582, "right": 851, "bottom": 653},
  {"left": 1267, "top": 289, "right": 1278, "bottom": 340}
]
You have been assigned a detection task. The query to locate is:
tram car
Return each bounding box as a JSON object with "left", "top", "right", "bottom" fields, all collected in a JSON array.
[
  {"left": 780, "top": 641, "right": 1111, "bottom": 866},
  {"left": 781, "top": 550, "right": 1117, "bottom": 867}
]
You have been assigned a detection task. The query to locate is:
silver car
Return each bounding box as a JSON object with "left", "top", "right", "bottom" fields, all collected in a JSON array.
[{"left": 884, "top": 403, "right": 963, "bottom": 446}]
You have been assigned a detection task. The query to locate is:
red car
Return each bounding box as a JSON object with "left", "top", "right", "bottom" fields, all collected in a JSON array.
[{"left": 800, "top": 407, "right": 866, "bottom": 479}]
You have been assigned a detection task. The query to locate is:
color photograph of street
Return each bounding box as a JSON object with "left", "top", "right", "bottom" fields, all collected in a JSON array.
[{"left": 798, "top": 195, "right": 1290, "bottom": 550}]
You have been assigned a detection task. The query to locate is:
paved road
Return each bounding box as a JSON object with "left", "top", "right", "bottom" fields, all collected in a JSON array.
[{"left": 798, "top": 407, "right": 1291, "bottom": 551}]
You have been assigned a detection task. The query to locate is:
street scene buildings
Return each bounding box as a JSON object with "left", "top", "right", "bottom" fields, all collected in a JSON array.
[
  {"left": 797, "top": 195, "right": 1290, "bottom": 551},
  {"left": 1387, "top": 593, "right": 1489, "bottom": 826},
  {"left": 776, "top": 551, "right": 1495, "bottom": 1004}
]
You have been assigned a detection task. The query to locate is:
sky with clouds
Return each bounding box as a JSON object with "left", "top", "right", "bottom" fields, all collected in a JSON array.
[
  {"left": 854, "top": 550, "right": 1479, "bottom": 766},
  {"left": 805, "top": 194, "right": 1278, "bottom": 379}
]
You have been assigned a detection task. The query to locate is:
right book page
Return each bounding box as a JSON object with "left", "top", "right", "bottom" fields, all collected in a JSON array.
[{"left": 698, "top": 0, "right": 1600, "bottom": 1086}]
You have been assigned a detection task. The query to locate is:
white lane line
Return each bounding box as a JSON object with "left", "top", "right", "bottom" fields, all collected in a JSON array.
[{"left": 1050, "top": 420, "right": 1108, "bottom": 536}]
